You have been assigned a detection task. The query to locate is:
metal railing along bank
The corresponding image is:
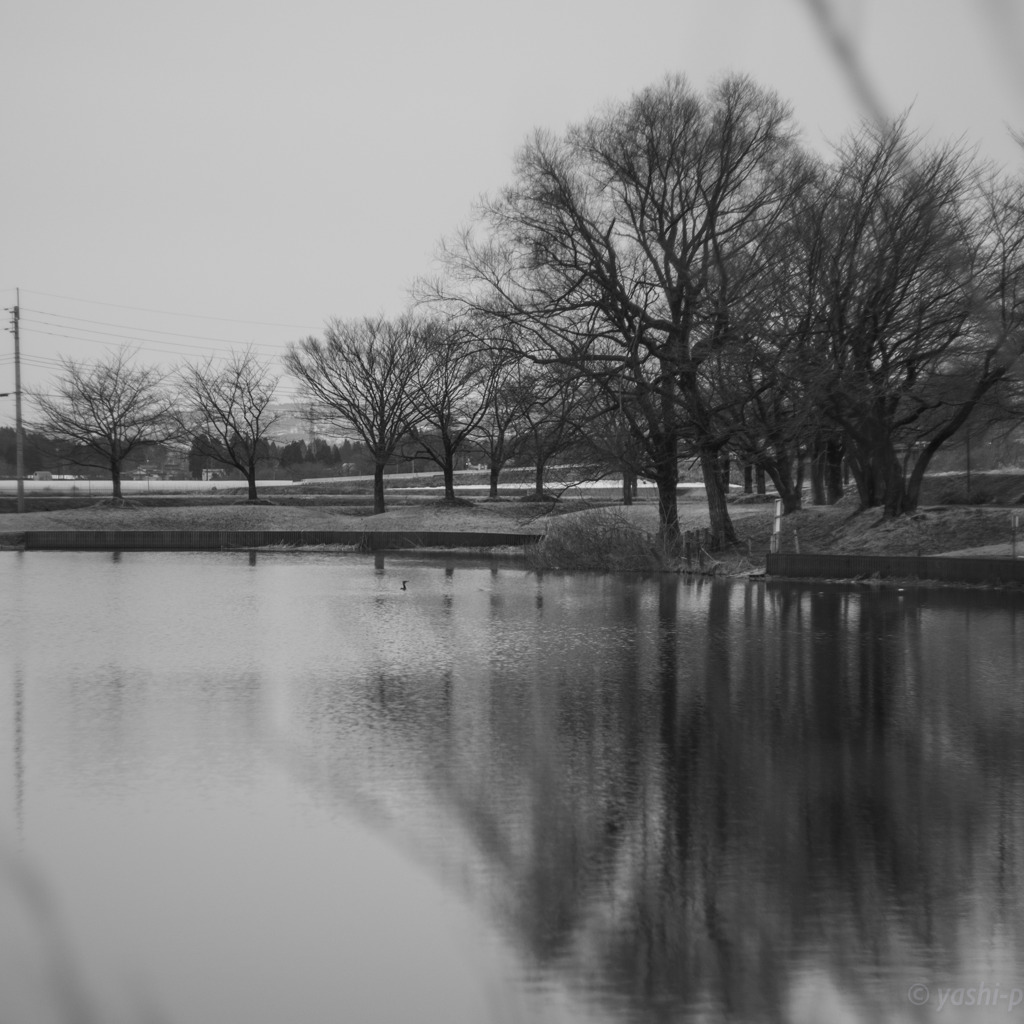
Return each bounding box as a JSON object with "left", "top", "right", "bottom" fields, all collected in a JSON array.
[
  {"left": 11, "top": 530, "right": 542, "bottom": 551},
  {"left": 766, "top": 552, "right": 1024, "bottom": 585}
]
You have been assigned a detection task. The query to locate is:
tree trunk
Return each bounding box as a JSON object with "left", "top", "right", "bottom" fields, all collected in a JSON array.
[
  {"left": 877, "top": 440, "right": 907, "bottom": 518},
  {"left": 488, "top": 461, "right": 500, "bottom": 499},
  {"left": 443, "top": 458, "right": 455, "bottom": 501},
  {"left": 903, "top": 378, "right": 1004, "bottom": 514},
  {"left": 246, "top": 465, "right": 258, "bottom": 502},
  {"left": 699, "top": 448, "right": 738, "bottom": 549},
  {"left": 846, "top": 417, "right": 905, "bottom": 510},
  {"left": 883, "top": 476, "right": 908, "bottom": 517},
  {"left": 718, "top": 453, "right": 731, "bottom": 492},
  {"left": 622, "top": 466, "right": 635, "bottom": 506},
  {"left": 533, "top": 457, "right": 547, "bottom": 501},
  {"left": 654, "top": 473, "right": 679, "bottom": 544},
  {"left": 743, "top": 464, "right": 753, "bottom": 494},
  {"left": 373, "top": 463, "right": 387, "bottom": 514},
  {"left": 904, "top": 434, "right": 952, "bottom": 512},
  {"left": 763, "top": 460, "right": 802, "bottom": 514},
  {"left": 809, "top": 438, "right": 826, "bottom": 506},
  {"left": 845, "top": 445, "right": 880, "bottom": 509},
  {"left": 903, "top": 458, "right": 931, "bottom": 513},
  {"left": 825, "top": 439, "right": 845, "bottom": 504},
  {"left": 110, "top": 461, "right": 122, "bottom": 500},
  {"left": 650, "top": 432, "right": 680, "bottom": 543}
]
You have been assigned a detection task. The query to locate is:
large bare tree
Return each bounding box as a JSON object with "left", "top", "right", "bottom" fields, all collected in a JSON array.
[
  {"left": 177, "top": 348, "right": 283, "bottom": 502},
  {"left": 702, "top": 159, "right": 834, "bottom": 514},
  {"left": 791, "top": 120, "right": 1021, "bottom": 515},
  {"left": 29, "top": 348, "right": 177, "bottom": 500},
  {"left": 285, "top": 315, "right": 421, "bottom": 514},
  {"left": 431, "top": 74, "right": 803, "bottom": 547}
]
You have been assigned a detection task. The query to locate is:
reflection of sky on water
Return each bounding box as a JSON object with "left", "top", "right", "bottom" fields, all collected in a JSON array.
[{"left": 1, "top": 551, "right": 1024, "bottom": 1022}]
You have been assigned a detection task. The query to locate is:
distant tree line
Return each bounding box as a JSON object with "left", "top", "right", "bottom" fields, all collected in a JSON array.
[
  {"left": 21, "top": 73, "right": 1024, "bottom": 537},
  {"left": 0, "top": 425, "right": 53, "bottom": 477}
]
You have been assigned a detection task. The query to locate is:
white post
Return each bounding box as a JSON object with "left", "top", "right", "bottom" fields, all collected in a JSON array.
[{"left": 771, "top": 498, "right": 782, "bottom": 554}]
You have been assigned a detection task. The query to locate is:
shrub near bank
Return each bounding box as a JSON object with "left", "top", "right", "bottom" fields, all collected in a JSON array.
[{"left": 527, "top": 509, "right": 674, "bottom": 571}]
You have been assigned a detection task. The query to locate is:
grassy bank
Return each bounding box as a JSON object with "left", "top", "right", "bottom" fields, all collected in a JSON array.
[
  {"left": 525, "top": 498, "right": 1024, "bottom": 575},
  {"left": 2, "top": 484, "right": 1022, "bottom": 573}
]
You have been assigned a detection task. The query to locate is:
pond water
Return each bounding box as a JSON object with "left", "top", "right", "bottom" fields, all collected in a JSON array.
[{"left": 1, "top": 551, "right": 1023, "bottom": 1023}]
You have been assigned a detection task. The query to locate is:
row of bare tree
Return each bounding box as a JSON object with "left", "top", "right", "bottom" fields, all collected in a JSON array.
[
  {"left": 285, "top": 315, "right": 601, "bottom": 513},
  {"left": 30, "top": 349, "right": 281, "bottom": 501},
  {"left": 29, "top": 73, "right": 1024, "bottom": 542},
  {"left": 422, "top": 74, "right": 1024, "bottom": 547},
  {"left": 28, "top": 321, "right": 594, "bottom": 510}
]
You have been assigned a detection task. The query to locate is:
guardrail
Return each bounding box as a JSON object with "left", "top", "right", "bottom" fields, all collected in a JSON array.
[{"left": 765, "top": 552, "right": 1024, "bottom": 584}]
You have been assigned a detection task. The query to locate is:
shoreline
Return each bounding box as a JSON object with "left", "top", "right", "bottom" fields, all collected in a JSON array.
[
  {"left": 1, "top": 527, "right": 541, "bottom": 552},
  {"left": 2, "top": 496, "right": 1022, "bottom": 589}
]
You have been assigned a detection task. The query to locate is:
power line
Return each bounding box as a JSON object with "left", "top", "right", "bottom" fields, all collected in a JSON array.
[
  {"left": 20, "top": 323, "right": 268, "bottom": 359},
  {"left": 20, "top": 288, "right": 322, "bottom": 330},
  {"left": 21, "top": 309, "right": 293, "bottom": 350},
  {"left": 17, "top": 328, "right": 289, "bottom": 366},
  {"left": 13, "top": 328, "right": 183, "bottom": 360},
  {"left": 7, "top": 344, "right": 310, "bottom": 391}
]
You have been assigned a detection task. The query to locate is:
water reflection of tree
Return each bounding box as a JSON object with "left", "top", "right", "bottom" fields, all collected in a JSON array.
[{"left": 297, "top": 578, "right": 1024, "bottom": 1022}]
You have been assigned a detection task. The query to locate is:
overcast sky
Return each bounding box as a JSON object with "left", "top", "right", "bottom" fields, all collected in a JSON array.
[{"left": 2, "top": 0, "right": 1023, "bottom": 411}]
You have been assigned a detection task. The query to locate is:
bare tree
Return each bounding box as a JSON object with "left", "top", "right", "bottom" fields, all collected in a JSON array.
[
  {"left": 795, "top": 120, "right": 1020, "bottom": 515},
  {"left": 29, "top": 348, "right": 177, "bottom": 500},
  {"left": 406, "top": 318, "right": 491, "bottom": 501},
  {"left": 701, "top": 175, "right": 830, "bottom": 514},
  {"left": 702, "top": 120, "right": 1024, "bottom": 519},
  {"left": 513, "top": 361, "right": 591, "bottom": 501},
  {"left": 470, "top": 324, "right": 534, "bottom": 499},
  {"left": 177, "top": 348, "right": 283, "bottom": 502},
  {"left": 431, "top": 74, "right": 803, "bottom": 547},
  {"left": 285, "top": 315, "right": 421, "bottom": 514}
]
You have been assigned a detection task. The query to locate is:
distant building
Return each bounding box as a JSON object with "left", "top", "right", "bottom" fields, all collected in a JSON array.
[{"left": 162, "top": 450, "right": 189, "bottom": 477}]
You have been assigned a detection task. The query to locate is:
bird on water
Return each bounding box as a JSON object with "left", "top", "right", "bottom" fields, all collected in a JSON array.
[{"left": 401, "top": 580, "right": 409, "bottom": 591}]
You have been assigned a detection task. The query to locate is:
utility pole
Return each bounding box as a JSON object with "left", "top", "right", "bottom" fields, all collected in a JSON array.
[
  {"left": 306, "top": 403, "right": 316, "bottom": 449},
  {"left": 965, "top": 423, "right": 972, "bottom": 502},
  {"left": 2, "top": 291, "right": 25, "bottom": 512},
  {"left": 14, "top": 289, "right": 24, "bottom": 513}
]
